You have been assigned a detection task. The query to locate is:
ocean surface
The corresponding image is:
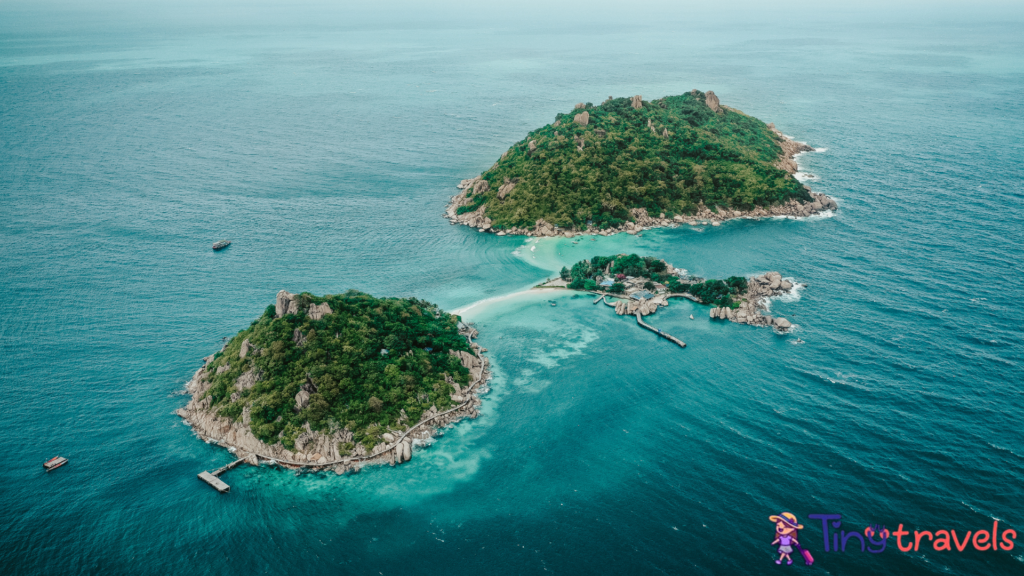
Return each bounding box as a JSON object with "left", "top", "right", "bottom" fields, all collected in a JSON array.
[{"left": 2, "top": 8, "right": 1023, "bottom": 575}]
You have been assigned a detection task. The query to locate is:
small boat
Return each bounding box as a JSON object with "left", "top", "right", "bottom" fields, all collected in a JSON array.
[
  {"left": 44, "top": 456, "right": 68, "bottom": 471},
  {"left": 212, "top": 240, "right": 231, "bottom": 251}
]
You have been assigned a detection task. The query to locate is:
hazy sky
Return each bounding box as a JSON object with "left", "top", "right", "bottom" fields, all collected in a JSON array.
[{"left": 2, "top": 0, "right": 1022, "bottom": 30}]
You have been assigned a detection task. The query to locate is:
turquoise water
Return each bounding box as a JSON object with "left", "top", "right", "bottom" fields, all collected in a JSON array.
[{"left": 2, "top": 10, "right": 1023, "bottom": 574}]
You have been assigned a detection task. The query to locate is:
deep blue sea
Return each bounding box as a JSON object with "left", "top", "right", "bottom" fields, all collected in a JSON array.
[{"left": 2, "top": 6, "right": 1023, "bottom": 574}]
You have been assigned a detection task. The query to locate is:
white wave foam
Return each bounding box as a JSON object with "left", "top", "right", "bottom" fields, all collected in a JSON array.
[
  {"left": 815, "top": 147, "right": 827, "bottom": 153},
  {"left": 777, "top": 280, "right": 804, "bottom": 303}
]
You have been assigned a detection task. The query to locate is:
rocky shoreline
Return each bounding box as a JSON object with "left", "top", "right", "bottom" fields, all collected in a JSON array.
[
  {"left": 177, "top": 320, "right": 490, "bottom": 475},
  {"left": 707, "top": 271, "right": 801, "bottom": 331},
  {"left": 594, "top": 270, "right": 800, "bottom": 331},
  {"left": 444, "top": 131, "right": 836, "bottom": 238}
]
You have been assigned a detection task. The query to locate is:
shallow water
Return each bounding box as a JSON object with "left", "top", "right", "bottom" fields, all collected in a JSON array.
[{"left": 2, "top": 10, "right": 1023, "bottom": 575}]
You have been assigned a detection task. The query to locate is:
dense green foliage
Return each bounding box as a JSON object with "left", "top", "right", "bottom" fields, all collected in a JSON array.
[
  {"left": 201, "top": 291, "right": 473, "bottom": 452},
  {"left": 686, "top": 276, "right": 749, "bottom": 307},
  {"left": 560, "top": 254, "right": 749, "bottom": 307},
  {"left": 465, "top": 91, "right": 810, "bottom": 229},
  {"left": 560, "top": 254, "right": 672, "bottom": 286}
]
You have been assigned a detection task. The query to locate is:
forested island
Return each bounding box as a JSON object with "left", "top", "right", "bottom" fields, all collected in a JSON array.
[
  {"left": 177, "top": 290, "right": 489, "bottom": 473},
  {"left": 446, "top": 90, "right": 836, "bottom": 236},
  {"left": 541, "top": 253, "right": 798, "bottom": 330}
]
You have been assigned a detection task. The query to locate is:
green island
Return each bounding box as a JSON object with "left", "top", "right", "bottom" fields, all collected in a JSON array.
[
  {"left": 446, "top": 90, "right": 836, "bottom": 236},
  {"left": 178, "top": 290, "right": 489, "bottom": 473},
  {"left": 539, "top": 253, "right": 797, "bottom": 330}
]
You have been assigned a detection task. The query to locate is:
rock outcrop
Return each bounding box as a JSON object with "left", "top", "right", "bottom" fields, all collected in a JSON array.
[
  {"left": 276, "top": 290, "right": 298, "bottom": 318},
  {"left": 497, "top": 181, "right": 515, "bottom": 200},
  {"left": 708, "top": 271, "right": 801, "bottom": 330},
  {"left": 573, "top": 111, "right": 589, "bottom": 127},
  {"left": 308, "top": 302, "right": 332, "bottom": 320},
  {"left": 630, "top": 95, "right": 643, "bottom": 110},
  {"left": 705, "top": 90, "right": 721, "bottom": 113}
]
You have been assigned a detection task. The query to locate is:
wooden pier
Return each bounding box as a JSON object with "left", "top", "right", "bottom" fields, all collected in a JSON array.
[
  {"left": 635, "top": 313, "right": 686, "bottom": 348},
  {"left": 198, "top": 457, "right": 246, "bottom": 493}
]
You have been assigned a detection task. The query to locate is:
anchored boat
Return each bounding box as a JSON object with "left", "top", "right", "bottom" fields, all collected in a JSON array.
[
  {"left": 44, "top": 456, "right": 68, "bottom": 471},
  {"left": 212, "top": 240, "right": 231, "bottom": 251}
]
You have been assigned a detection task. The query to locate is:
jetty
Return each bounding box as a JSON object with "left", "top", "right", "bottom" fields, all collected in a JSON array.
[
  {"left": 635, "top": 313, "right": 686, "bottom": 348},
  {"left": 198, "top": 457, "right": 246, "bottom": 493},
  {"left": 595, "top": 294, "right": 686, "bottom": 348}
]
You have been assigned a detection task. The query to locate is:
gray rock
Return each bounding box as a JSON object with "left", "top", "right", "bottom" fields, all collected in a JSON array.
[
  {"left": 236, "top": 369, "right": 258, "bottom": 390},
  {"left": 529, "top": 140, "right": 537, "bottom": 152},
  {"left": 308, "top": 302, "right": 333, "bottom": 320},
  {"left": 295, "top": 389, "right": 310, "bottom": 411},
  {"left": 780, "top": 280, "right": 793, "bottom": 291},
  {"left": 239, "top": 338, "right": 251, "bottom": 359},
  {"left": 382, "top": 433, "right": 395, "bottom": 443},
  {"left": 573, "top": 111, "right": 589, "bottom": 127},
  {"left": 630, "top": 95, "right": 642, "bottom": 109},
  {"left": 774, "top": 318, "right": 792, "bottom": 330},
  {"left": 498, "top": 182, "right": 515, "bottom": 200},
  {"left": 705, "top": 90, "right": 721, "bottom": 113},
  {"left": 276, "top": 290, "right": 296, "bottom": 318}
]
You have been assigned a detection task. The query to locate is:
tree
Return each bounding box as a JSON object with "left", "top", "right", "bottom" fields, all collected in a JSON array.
[{"left": 368, "top": 396, "right": 383, "bottom": 413}]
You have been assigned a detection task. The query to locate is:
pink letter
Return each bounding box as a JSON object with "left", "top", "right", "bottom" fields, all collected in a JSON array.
[{"left": 973, "top": 530, "right": 990, "bottom": 551}]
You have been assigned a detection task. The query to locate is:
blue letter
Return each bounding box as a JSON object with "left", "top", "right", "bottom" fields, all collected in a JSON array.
[
  {"left": 866, "top": 525, "right": 888, "bottom": 554},
  {"left": 809, "top": 514, "right": 843, "bottom": 552}
]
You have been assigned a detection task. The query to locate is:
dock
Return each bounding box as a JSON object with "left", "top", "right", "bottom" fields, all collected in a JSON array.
[
  {"left": 198, "top": 457, "right": 246, "bottom": 493},
  {"left": 198, "top": 471, "right": 230, "bottom": 493},
  {"left": 635, "top": 313, "right": 686, "bottom": 348}
]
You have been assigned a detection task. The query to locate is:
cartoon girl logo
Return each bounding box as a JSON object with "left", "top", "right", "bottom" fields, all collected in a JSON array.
[{"left": 770, "top": 512, "right": 814, "bottom": 566}]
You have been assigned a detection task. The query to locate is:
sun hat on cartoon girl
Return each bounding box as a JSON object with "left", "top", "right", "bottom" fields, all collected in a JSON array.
[
  {"left": 770, "top": 512, "right": 804, "bottom": 531},
  {"left": 770, "top": 513, "right": 805, "bottom": 566}
]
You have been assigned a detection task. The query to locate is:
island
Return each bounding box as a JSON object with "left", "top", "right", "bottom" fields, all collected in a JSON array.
[
  {"left": 446, "top": 90, "right": 836, "bottom": 236},
  {"left": 177, "top": 290, "right": 489, "bottom": 474},
  {"left": 539, "top": 253, "right": 800, "bottom": 331}
]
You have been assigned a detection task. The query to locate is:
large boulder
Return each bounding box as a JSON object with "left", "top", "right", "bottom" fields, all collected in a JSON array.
[
  {"left": 294, "top": 389, "right": 310, "bottom": 411},
  {"left": 705, "top": 91, "right": 721, "bottom": 113},
  {"left": 276, "top": 290, "right": 297, "bottom": 318},
  {"left": 573, "top": 111, "right": 589, "bottom": 127},
  {"left": 774, "top": 318, "right": 792, "bottom": 330},
  {"left": 239, "top": 338, "right": 251, "bottom": 359},
  {"left": 307, "top": 302, "right": 333, "bottom": 320},
  {"left": 498, "top": 181, "right": 515, "bottom": 200},
  {"left": 630, "top": 95, "right": 643, "bottom": 110},
  {"left": 236, "top": 369, "right": 258, "bottom": 390}
]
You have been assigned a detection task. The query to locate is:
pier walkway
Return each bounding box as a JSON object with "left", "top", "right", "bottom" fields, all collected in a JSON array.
[
  {"left": 594, "top": 295, "right": 686, "bottom": 348},
  {"left": 634, "top": 313, "right": 686, "bottom": 348}
]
